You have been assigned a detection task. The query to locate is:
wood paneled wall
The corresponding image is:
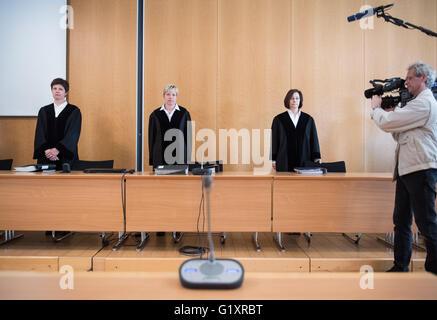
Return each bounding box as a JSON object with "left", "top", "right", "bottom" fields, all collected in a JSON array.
[
  {"left": 1, "top": 0, "right": 436, "bottom": 172},
  {"left": 144, "top": 0, "right": 437, "bottom": 172},
  {"left": 68, "top": 0, "right": 137, "bottom": 169},
  {"left": 144, "top": 0, "right": 218, "bottom": 166}
]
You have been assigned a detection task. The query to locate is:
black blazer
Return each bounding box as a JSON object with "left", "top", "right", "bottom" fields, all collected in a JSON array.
[
  {"left": 33, "top": 103, "right": 81, "bottom": 169},
  {"left": 271, "top": 111, "right": 321, "bottom": 172},
  {"left": 148, "top": 105, "right": 192, "bottom": 167}
]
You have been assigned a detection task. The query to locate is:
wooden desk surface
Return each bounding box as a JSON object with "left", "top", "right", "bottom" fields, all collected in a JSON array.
[
  {"left": 0, "top": 172, "right": 125, "bottom": 231},
  {"left": 0, "top": 170, "right": 393, "bottom": 179},
  {"left": 273, "top": 172, "right": 393, "bottom": 180},
  {"left": 0, "top": 171, "right": 395, "bottom": 233},
  {"left": 0, "top": 271, "right": 435, "bottom": 300},
  {"left": 273, "top": 173, "right": 395, "bottom": 233},
  {"left": 126, "top": 172, "right": 272, "bottom": 232}
]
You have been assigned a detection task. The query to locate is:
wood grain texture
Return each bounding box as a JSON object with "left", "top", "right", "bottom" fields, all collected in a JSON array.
[
  {"left": 68, "top": 0, "right": 137, "bottom": 169},
  {"left": 126, "top": 176, "right": 272, "bottom": 231},
  {"left": 0, "top": 118, "right": 36, "bottom": 167},
  {"left": 1, "top": 271, "right": 436, "bottom": 300},
  {"left": 291, "top": 0, "right": 365, "bottom": 172},
  {"left": 273, "top": 178, "right": 396, "bottom": 232},
  {"left": 217, "top": 0, "right": 291, "bottom": 171},
  {"left": 0, "top": 175, "right": 124, "bottom": 231},
  {"left": 144, "top": 0, "right": 218, "bottom": 169},
  {"left": 1, "top": 0, "right": 436, "bottom": 175}
]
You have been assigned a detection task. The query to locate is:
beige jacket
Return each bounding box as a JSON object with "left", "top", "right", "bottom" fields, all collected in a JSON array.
[{"left": 371, "top": 88, "right": 437, "bottom": 178}]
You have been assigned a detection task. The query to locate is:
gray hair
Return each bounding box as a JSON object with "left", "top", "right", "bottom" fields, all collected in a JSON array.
[
  {"left": 163, "top": 84, "right": 178, "bottom": 95},
  {"left": 408, "top": 61, "right": 436, "bottom": 88}
]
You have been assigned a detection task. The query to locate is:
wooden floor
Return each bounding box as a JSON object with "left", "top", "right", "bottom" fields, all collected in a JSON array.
[{"left": 0, "top": 231, "right": 427, "bottom": 273}]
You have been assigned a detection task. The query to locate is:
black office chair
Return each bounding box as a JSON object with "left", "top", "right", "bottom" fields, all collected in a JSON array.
[
  {"left": 52, "top": 159, "right": 115, "bottom": 245},
  {"left": 0, "top": 159, "right": 13, "bottom": 170},
  {"left": 71, "top": 159, "right": 114, "bottom": 171},
  {"left": 0, "top": 159, "right": 24, "bottom": 246}
]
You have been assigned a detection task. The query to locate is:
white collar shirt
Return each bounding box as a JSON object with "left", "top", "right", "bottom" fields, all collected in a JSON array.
[
  {"left": 160, "top": 104, "right": 180, "bottom": 121},
  {"left": 54, "top": 100, "right": 68, "bottom": 118},
  {"left": 287, "top": 109, "right": 301, "bottom": 127}
]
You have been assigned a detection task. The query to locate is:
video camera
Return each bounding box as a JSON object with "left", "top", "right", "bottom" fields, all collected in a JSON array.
[
  {"left": 364, "top": 77, "right": 413, "bottom": 109},
  {"left": 365, "top": 77, "right": 437, "bottom": 109}
]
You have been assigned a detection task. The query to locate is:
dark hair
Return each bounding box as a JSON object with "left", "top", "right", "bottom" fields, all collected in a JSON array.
[
  {"left": 51, "top": 78, "right": 69, "bottom": 92},
  {"left": 284, "top": 89, "right": 303, "bottom": 109}
]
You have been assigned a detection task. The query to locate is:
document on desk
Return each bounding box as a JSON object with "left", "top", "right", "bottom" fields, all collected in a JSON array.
[
  {"left": 293, "top": 167, "right": 327, "bottom": 175},
  {"left": 154, "top": 165, "right": 189, "bottom": 175},
  {"left": 14, "top": 164, "right": 56, "bottom": 172}
]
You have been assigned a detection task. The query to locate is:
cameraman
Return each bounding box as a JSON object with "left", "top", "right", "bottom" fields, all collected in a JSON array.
[{"left": 371, "top": 61, "right": 437, "bottom": 274}]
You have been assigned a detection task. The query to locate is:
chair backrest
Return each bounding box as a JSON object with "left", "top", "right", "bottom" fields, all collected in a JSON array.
[
  {"left": 304, "top": 160, "right": 346, "bottom": 173},
  {"left": 0, "top": 159, "right": 13, "bottom": 170},
  {"left": 71, "top": 160, "right": 114, "bottom": 171}
]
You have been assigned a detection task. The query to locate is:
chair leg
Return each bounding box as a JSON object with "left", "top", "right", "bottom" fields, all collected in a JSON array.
[
  {"left": 304, "top": 232, "right": 312, "bottom": 245},
  {"left": 112, "top": 232, "right": 129, "bottom": 251},
  {"left": 100, "top": 232, "right": 111, "bottom": 247},
  {"left": 136, "top": 232, "right": 150, "bottom": 252},
  {"left": 52, "top": 231, "right": 74, "bottom": 242},
  {"left": 253, "top": 232, "right": 261, "bottom": 252},
  {"left": 172, "top": 232, "right": 184, "bottom": 243},
  {"left": 0, "top": 230, "right": 24, "bottom": 246},
  {"left": 342, "top": 232, "right": 361, "bottom": 245},
  {"left": 274, "top": 232, "right": 286, "bottom": 252},
  {"left": 377, "top": 232, "right": 395, "bottom": 248},
  {"left": 220, "top": 232, "right": 226, "bottom": 245}
]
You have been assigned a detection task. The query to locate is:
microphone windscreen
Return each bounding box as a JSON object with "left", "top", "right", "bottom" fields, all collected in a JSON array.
[{"left": 202, "top": 175, "right": 213, "bottom": 188}]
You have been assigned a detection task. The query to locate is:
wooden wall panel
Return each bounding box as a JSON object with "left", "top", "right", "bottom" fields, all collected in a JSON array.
[
  {"left": 364, "top": 0, "right": 437, "bottom": 172},
  {"left": 144, "top": 0, "right": 218, "bottom": 169},
  {"left": 1, "top": 0, "right": 436, "bottom": 173},
  {"left": 217, "top": 0, "right": 291, "bottom": 171},
  {"left": 291, "top": 0, "right": 365, "bottom": 172},
  {"left": 68, "top": 0, "right": 137, "bottom": 169},
  {"left": 0, "top": 118, "right": 35, "bottom": 166}
]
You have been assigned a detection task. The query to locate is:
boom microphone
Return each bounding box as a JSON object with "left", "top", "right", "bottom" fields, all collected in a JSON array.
[{"left": 347, "top": 4, "right": 393, "bottom": 22}]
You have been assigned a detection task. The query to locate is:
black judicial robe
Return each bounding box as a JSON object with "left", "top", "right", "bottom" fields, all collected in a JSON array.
[
  {"left": 271, "top": 111, "right": 321, "bottom": 172},
  {"left": 148, "top": 106, "right": 192, "bottom": 167},
  {"left": 33, "top": 103, "right": 82, "bottom": 170}
]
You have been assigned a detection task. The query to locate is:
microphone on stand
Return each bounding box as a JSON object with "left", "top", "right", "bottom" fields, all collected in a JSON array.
[
  {"left": 347, "top": 4, "right": 393, "bottom": 22},
  {"left": 192, "top": 138, "right": 213, "bottom": 175},
  {"left": 179, "top": 175, "right": 244, "bottom": 289}
]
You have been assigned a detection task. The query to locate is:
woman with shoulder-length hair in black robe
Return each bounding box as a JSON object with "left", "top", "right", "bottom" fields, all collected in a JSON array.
[
  {"left": 33, "top": 78, "right": 81, "bottom": 170},
  {"left": 271, "top": 89, "right": 321, "bottom": 172}
]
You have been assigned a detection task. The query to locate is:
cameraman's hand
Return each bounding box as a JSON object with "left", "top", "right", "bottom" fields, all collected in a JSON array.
[{"left": 371, "top": 95, "right": 382, "bottom": 110}]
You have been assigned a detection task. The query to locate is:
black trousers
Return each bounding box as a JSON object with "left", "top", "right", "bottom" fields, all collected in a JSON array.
[{"left": 394, "top": 169, "right": 437, "bottom": 273}]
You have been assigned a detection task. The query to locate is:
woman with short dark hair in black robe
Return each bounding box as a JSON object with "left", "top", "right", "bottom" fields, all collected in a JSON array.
[{"left": 33, "top": 78, "right": 81, "bottom": 170}]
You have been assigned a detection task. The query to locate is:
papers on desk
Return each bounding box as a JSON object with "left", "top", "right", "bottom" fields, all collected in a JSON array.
[
  {"left": 154, "top": 164, "right": 189, "bottom": 175},
  {"left": 14, "top": 164, "right": 56, "bottom": 172},
  {"left": 294, "top": 167, "right": 327, "bottom": 175}
]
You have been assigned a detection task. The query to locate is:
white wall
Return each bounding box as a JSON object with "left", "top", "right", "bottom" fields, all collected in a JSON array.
[{"left": 0, "top": 0, "right": 66, "bottom": 116}]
